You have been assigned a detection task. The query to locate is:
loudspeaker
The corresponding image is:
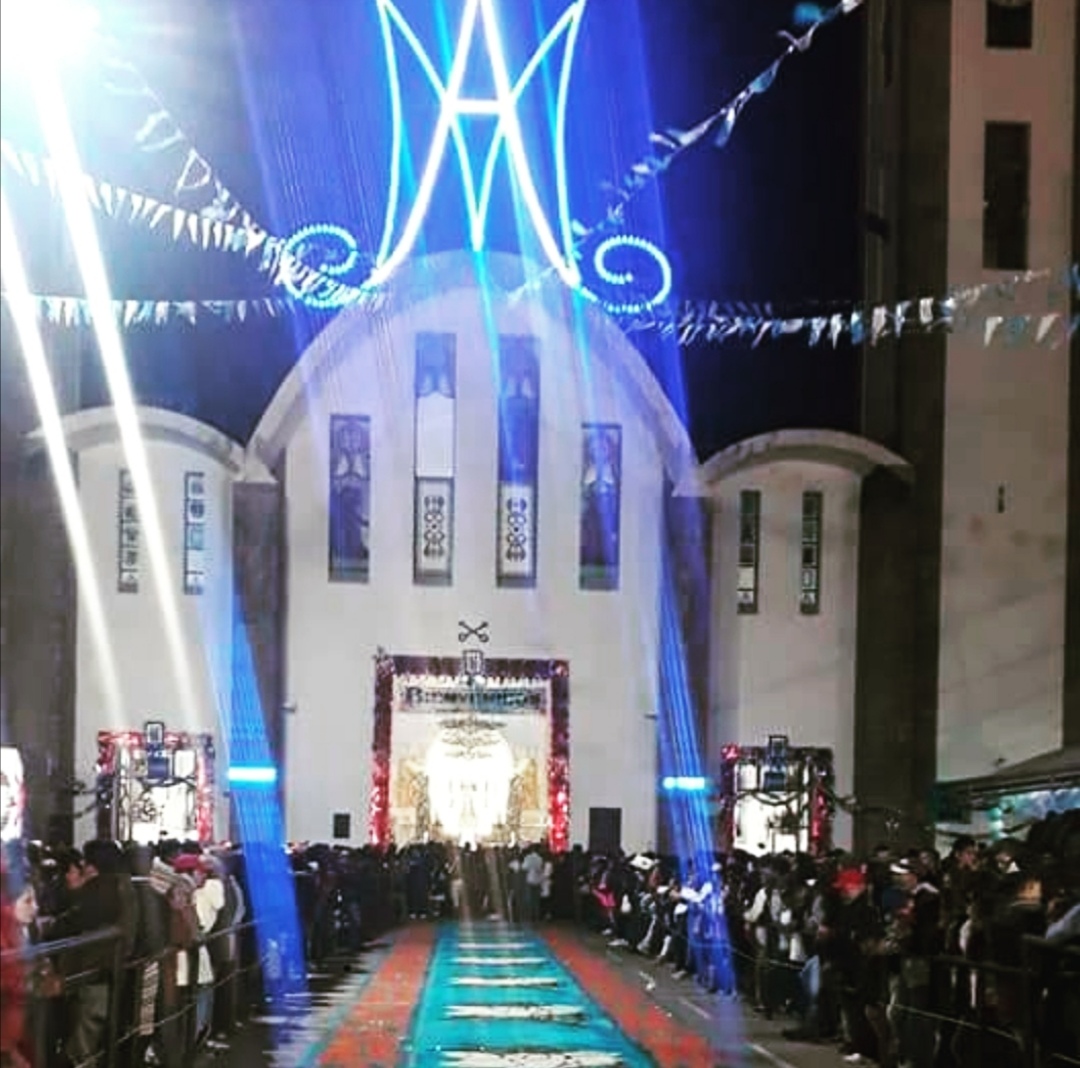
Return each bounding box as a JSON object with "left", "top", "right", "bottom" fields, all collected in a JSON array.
[
  {"left": 588, "top": 807, "right": 621, "bottom": 854},
  {"left": 332, "top": 812, "right": 351, "bottom": 840}
]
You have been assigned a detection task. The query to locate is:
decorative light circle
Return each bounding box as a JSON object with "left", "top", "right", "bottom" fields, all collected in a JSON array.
[
  {"left": 582, "top": 234, "right": 673, "bottom": 316},
  {"left": 281, "top": 223, "right": 361, "bottom": 309}
]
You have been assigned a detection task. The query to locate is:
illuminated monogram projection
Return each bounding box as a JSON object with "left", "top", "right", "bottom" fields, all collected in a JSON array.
[
  {"left": 283, "top": 0, "right": 672, "bottom": 313},
  {"left": 372, "top": 0, "right": 585, "bottom": 289}
]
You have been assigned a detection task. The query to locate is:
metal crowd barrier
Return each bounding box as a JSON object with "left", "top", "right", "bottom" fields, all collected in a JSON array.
[
  {"left": 1, "top": 868, "right": 405, "bottom": 1068},
  {"left": 1, "top": 921, "right": 261, "bottom": 1068}
]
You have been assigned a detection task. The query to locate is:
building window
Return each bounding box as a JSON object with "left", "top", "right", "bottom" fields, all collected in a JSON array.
[
  {"left": 328, "top": 415, "right": 371, "bottom": 582},
  {"left": 579, "top": 424, "right": 622, "bottom": 591},
  {"left": 413, "top": 333, "right": 456, "bottom": 586},
  {"left": 183, "top": 471, "right": 207, "bottom": 596},
  {"left": 983, "top": 121, "right": 1029, "bottom": 270},
  {"left": 800, "top": 491, "right": 822, "bottom": 615},
  {"left": 496, "top": 336, "right": 540, "bottom": 588},
  {"left": 986, "top": 0, "right": 1032, "bottom": 49},
  {"left": 737, "top": 490, "right": 761, "bottom": 614},
  {"left": 117, "top": 469, "right": 139, "bottom": 593}
]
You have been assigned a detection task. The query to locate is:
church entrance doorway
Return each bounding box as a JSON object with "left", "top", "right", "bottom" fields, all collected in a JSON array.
[{"left": 368, "top": 655, "right": 570, "bottom": 851}]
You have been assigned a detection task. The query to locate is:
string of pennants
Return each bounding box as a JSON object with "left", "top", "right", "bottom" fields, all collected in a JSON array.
[
  {"left": 0, "top": 140, "right": 383, "bottom": 312},
  {"left": 512, "top": 0, "right": 868, "bottom": 301},
  {"left": 1, "top": 290, "right": 292, "bottom": 328},
  {"left": 2, "top": 139, "right": 1075, "bottom": 346},
  {"left": 5, "top": 272, "right": 1075, "bottom": 349},
  {"left": 638, "top": 265, "right": 1079, "bottom": 348}
]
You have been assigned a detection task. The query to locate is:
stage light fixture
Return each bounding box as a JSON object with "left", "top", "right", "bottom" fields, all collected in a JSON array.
[
  {"left": 0, "top": 0, "right": 100, "bottom": 71},
  {"left": 661, "top": 775, "right": 709, "bottom": 793},
  {"left": 227, "top": 766, "right": 279, "bottom": 785}
]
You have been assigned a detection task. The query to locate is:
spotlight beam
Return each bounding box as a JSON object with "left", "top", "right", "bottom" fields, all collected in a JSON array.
[
  {"left": 30, "top": 61, "right": 201, "bottom": 727},
  {"left": 0, "top": 186, "right": 124, "bottom": 723}
]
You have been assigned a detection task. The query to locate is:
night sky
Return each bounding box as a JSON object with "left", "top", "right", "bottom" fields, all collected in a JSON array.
[{"left": 1, "top": 0, "right": 863, "bottom": 461}]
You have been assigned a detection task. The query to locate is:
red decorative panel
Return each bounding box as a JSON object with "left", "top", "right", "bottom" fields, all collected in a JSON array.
[
  {"left": 368, "top": 656, "right": 571, "bottom": 851},
  {"left": 95, "top": 729, "right": 216, "bottom": 843}
]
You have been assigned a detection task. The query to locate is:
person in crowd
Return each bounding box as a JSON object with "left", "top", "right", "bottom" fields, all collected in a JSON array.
[
  {"left": 171, "top": 851, "right": 222, "bottom": 1050},
  {"left": 1, "top": 848, "right": 33, "bottom": 1068},
  {"left": 521, "top": 844, "right": 544, "bottom": 923},
  {"left": 47, "top": 838, "right": 135, "bottom": 1068},
  {"left": 122, "top": 843, "right": 169, "bottom": 1068}
]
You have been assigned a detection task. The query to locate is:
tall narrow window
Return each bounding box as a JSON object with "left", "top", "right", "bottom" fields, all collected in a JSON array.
[
  {"left": 496, "top": 336, "right": 540, "bottom": 587},
  {"left": 983, "top": 122, "right": 1030, "bottom": 270},
  {"left": 800, "top": 491, "right": 823, "bottom": 615},
  {"left": 579, "top": 424, "right": 622, "bottom": 590},
  {"left": 414, "top": 333, "right": 456, "bottom": 585},
  {"left": 183, "top": 471, "right": 207, "bottom": 596},
  {"left": 737, "top": 490, "right": 761, "bottom": 614},
  {"left": 986, "top": 0, "right": 1032, "bottom": 49},
  {"left": 329, "top": 415, "right": 371, "bottom": 582},
  {"left": 117, "top": 468, "right": 139, "bottom": 593}
]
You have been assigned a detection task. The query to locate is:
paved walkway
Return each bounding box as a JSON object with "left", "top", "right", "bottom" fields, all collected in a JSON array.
[{"left": 202, "top": 923, "right": 854, "bottom": 1068}]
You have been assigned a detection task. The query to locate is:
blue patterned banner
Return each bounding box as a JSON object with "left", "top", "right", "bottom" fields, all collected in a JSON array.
[
  {"left": 329, "top": 415, "right": 372, "bottom": 582},
  {"left": 414, "top": 333, "right": 457, "bottom": 585},
  {"left": 496, "top": 337, "right": 540, "bottom": 587},
  {"left": 579, "top": 424, "right": 622, "bottom": 591}
]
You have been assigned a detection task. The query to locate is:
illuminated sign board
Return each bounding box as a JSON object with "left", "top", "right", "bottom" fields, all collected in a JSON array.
[{"left": 0, "top": 747, "right": 26, "bottom": 841}]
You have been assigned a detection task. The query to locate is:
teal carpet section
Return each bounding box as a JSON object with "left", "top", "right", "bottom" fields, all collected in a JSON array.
[{"left": 401, "top": 922, "right": 656, "bottom": 1067}]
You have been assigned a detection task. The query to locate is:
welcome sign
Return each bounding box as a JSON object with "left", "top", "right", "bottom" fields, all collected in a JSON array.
[{"left": 401, "top": 685, "right": 545, "bottom": 714}]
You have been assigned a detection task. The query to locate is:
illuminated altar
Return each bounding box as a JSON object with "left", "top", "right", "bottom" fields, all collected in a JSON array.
[{"left": 371, "top": 655, "right": 570, "bottom": 850}]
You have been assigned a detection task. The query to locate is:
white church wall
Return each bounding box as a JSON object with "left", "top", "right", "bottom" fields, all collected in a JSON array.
[
  {"left": 939, "top": 0, "right": 1074, "bottom": 780},
  {"left": 68, "top": 416, "right": 238, "bottom": 844},
  {"left": 278, "top": 283, "right": 667, "bottom": 850},
  {"left": 708, "top": 460, "right": 861, "bottom": 847}
]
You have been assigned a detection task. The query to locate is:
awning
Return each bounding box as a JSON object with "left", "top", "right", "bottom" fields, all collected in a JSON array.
[{"left": 934, "top": 746, "right": 1080, "bottom": 817}]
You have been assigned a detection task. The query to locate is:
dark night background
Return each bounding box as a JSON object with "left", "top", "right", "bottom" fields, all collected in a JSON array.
[{"left": 0, "top": 0, "right": 863, "bottom": 462}]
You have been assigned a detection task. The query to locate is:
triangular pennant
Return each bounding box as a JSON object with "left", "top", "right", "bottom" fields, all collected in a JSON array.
[
  {"left": 893, "top": 301, "right": 911, "bottom": 337},
  {"left": 98, "top": 181, "right": 115, "bottom": 217},
  {"left": 870, "top": 305, "right": 888, "bottom": 344},
  {"left": 82, "top": 174, "right": 101, "bottom": 212},
  {"left": 1035, "top": 313, "right": 1059, "bottom": 344},
  {"left": 1, "top": 141, "right": 25, "bottom": 177},
  {"left": 984, "top": 315, "right": 1003, "bottom": 346}
]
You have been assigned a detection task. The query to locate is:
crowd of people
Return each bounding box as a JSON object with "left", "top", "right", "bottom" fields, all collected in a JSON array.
[
  {"left": 573, "top": 811, "right": 1079, "bottom": 1068},
  {"left": 1, "top": 810, "right": 1076, "bottom": 1068}
]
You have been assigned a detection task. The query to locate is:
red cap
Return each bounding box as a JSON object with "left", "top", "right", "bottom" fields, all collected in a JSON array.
[
  {"left": 172, "top": 854, "right": 206, "bottom": 875},
  {"left": 834, "top": 867, "right": 866, "bottom": 894}
]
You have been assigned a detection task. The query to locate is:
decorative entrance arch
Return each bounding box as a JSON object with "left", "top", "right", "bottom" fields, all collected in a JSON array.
[{"left": 369, "top": 654, "right": 570, "bottom": 851}]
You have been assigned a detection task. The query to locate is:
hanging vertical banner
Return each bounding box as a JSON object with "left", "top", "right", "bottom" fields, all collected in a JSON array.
[
  {"left": 413, "top": 333, "right": 456, "bottom": 586},
  {"left": 496, "top": 336, "right": 541, "bottom": 588},
  {"left": 579, "top": 424, "right": 622, "bottom": 591},
  {"left": 328, "top": 415, "right": 372, "bottom": 583}
]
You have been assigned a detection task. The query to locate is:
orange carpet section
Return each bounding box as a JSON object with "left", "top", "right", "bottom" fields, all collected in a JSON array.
[
  {"left": 317, "top": 923, "right": 437, "bottom": 1068},
  {"left": 542, "top": 927, "right": 723, "bottom": 1068}
]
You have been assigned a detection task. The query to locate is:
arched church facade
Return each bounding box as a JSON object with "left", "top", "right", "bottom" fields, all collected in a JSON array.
[{"left": 255, "top": 253, "right": 695, "bottom": 851}]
